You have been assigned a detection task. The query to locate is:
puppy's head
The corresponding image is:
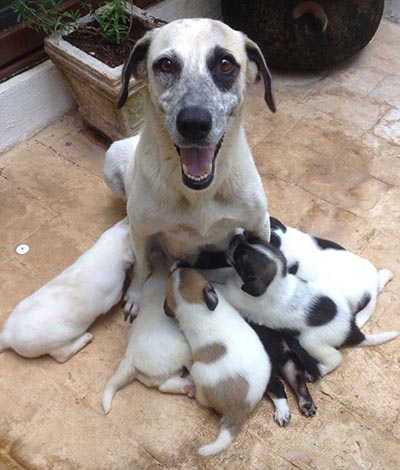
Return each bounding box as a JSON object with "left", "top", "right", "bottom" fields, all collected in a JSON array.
[
  {"left": 118, "top": 18, "right": 275, "bottom": 192},
  {"left": 227, "top": 231, "right": 287, "bottom": 297},
  {"left": 164, "top": 266, "right": 219, "bottom": 319}
]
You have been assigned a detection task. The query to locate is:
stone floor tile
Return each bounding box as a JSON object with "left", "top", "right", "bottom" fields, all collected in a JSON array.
[
  {"left": 356, "top": 33, "right": 400, "bottom": 75},
  {"left": 0, "top": 187, "right": 55, "bottom": 254},
  {"left": 50, "top": 175, "right": 126, "bottom": 239},
  {"left": 336, "top": 133, "right": 400, "bottom": 187},
  {"left": 369, "top": 75, "right": 400, "bottom": 108},
  {"left": 18, "top": 215, "right": 96, "bottom": 281},
  {"left": 305, "top": 83, "right": 389, "bottom": 132},
  {"left": 366, "top": 187, "right": 400, "bottom": 238},
  {"left": 298, "top": 158, "right": 391, "bottom": 216},
  {"left": 271, "top": 69, "right": 328, "bottom": 101},
  {"left": 35, "top": 113, "right": 108, "bottom": 179},
  {"left": 1, "top": 141, "right": 88, "bottom": 205},
  {"left": 9, "top": 387, "right": 160, "bottom": 470},
  {"left": 373, "top": 107, "right": 400, "bottom": 145},
  {"left": 327, "top": 63, "right": 387, "bottom": 96},
  {"left": 263, "top": 177, "right": 317, "bottom": 227}
]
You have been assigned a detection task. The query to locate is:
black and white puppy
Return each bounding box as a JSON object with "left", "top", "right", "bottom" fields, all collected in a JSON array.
[
  {"left": 270, "top": 217, "right": 393, "bottom": 328},
  {"left": 218, "top": 232, "right": 398, "bottom": 376},
  {"left": 252, "top": 322, "right": 320, "bottom": 425}
]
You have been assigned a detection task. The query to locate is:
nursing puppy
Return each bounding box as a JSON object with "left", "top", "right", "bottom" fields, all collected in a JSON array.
[
  {"left": 270, "top": 217, "right": 393, "bottom": 328},
  {"left": 165, "top": 267, "right": 270, "bottom": 456},
  {"left": 118, "top": 18, "right": 276, "bottom": 320},
  {"left": 219, "top": 232, "right": 398, "bottom": 376},
  {"left": 0, "top": 219, "right": 133, "bottom": 363},
  {"left": 102, "top": 252, "right": 192, "bottom": 414},
  {"left": 250, "top": 323, "right": 320, "bottom": 425}
]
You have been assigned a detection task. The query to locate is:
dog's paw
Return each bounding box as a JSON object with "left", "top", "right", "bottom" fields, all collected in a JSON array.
[
  {"left": 305, "top": 371, "right": 320, "bottom": 383},
  {"left": 299, "top": 399, "right": 317, "bottom": 417},
  {"left": 273, "top": 408, "right": 291, "bottom": 427},
  {"left": 184, "top": 384, "right": 196, "bottom": 398},
  {"left": 123, "top": 287, "right": 141, "bottom": 322}
]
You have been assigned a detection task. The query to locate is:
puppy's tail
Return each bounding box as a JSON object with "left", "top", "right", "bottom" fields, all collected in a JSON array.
[
  {"left": 359, "top": 331, "right": 399, "bottom": 347},
  {"left": 198, "top": 415, "right": 243, "bottom": 457},
  {"left": 102, "top": 358, "right": 137, "bottom": 414}
]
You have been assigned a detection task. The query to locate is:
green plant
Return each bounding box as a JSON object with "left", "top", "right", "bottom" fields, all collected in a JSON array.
[{"left": 12, "top": 0, "right": 130, "bottom": 44}]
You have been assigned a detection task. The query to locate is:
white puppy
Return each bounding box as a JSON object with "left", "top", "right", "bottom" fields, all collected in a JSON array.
[
  {"left": 102, "top": 252, "right": 192, "bottom": 414},
  {"left": 219, "top": 232, "right": 398, "bottom": 376},
  {"left": 0, "top": 219, "right": 133, "bottom": 363},
  {"left": 164, "top": 267, "right": 270, "bottom": 457},
  {"left": 270, "top": 217, "right": 393, "bottom": 327}
]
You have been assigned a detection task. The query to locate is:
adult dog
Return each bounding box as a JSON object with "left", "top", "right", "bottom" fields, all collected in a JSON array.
[{"left": 116, "top": 18, "right": 276, "bottom": 319}]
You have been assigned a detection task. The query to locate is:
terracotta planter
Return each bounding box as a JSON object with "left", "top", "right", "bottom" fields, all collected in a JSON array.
[
  {"left": 44, "top": 6, "right": 161, "bottom": 141},
  {"left": 222, "top": 0, "right": 384, "bottom": 70}
]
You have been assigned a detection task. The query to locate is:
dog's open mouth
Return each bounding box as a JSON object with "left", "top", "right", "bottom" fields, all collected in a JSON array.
[{"left": 175, "top": 138, "right": 223, "bottom": 190}]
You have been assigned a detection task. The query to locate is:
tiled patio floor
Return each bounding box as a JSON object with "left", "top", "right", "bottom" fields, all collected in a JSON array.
[{"left": 1, "top": 19, "right": 399, "bottom": 470}]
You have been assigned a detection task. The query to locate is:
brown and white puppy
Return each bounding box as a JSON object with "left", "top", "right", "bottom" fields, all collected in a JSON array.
[
  {"left": 164, "top": 267, "right": 270, "bottom": 456},
  {"left": 117, "top": 18, "right": 276, "bottom": 320}
]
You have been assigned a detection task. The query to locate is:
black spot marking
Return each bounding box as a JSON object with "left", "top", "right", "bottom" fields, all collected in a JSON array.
[
  {"left": 313, "top": 236, "right": 345, "bottom": 251},
  {"left": 194, "top": 250, "right": 229, "bottom": 269},
  {"left": 344, "top": 321, "right": 366, "bottom": 346},
  {"left": 270, "top": 216, "right": 287, "bottom": 233},
  {"left": 355, "top": 293, "right": 371, "bottom": 313},
  {"left": 307, "top": 296, "right": 337, "bottom": 327},
  {"left": 270, "top": 231, "right": 281, "bottom": 248},
  {"left": 207, "top": 46, "right": 240, "bottom": 92},
  {"left": 288, "top": 262, "right": 299, "bottom": 275}
]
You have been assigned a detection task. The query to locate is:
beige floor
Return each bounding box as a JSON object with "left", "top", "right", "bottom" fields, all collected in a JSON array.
[{"left": 1, "top": 19, "right": 400, "bottom": 470}]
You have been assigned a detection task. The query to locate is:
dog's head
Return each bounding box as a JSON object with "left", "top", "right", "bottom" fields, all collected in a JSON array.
[
  {"left": 227, "top": 230, "right": 287, "bottom": 297},
  {"left": 118, "top": 18, "right": 275, "bottom": 191},
  {"left": 164, "top": 266, "right": 219, "bottom": 319}
]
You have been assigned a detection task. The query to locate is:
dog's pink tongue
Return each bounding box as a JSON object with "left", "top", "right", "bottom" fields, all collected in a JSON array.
[{"left": 179, "top": 147, "right": 215, "bottom": 176}]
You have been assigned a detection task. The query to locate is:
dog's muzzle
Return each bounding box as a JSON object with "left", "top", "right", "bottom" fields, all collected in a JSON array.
[{"left": 175, "top": 137, "right": 223, "bottom": 190}]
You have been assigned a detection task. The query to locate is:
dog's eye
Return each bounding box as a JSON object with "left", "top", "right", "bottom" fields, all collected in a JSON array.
[
  {"left": 219, "top": 58, "right": 235, "bottom": 73},
  {"left": 159, "top": 58, "right": 174, "bottom": 73}
]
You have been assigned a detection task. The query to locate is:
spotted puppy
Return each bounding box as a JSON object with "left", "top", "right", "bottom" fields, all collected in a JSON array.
[
  {"left": 218, "top": 232, "right": 398, "bottom": 376},
  {"left": 0, "top": 219, "right": 133, "bottom": 362},
  {"left": 165, "top": 267, "right": 270, "bottom": 456},
  {"left": 102, "top": 252, "right": 192, "bottom": 414},
  {"left": 250, "top": 322, "right": 320, "bottom": 425},
  {"left": 270, "top": 217, "right": 393, "bottom": 328}
]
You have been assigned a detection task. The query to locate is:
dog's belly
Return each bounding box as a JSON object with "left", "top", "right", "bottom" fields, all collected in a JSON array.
[{"left": 158, "top": 220, "right": 236, "bottom": 259}]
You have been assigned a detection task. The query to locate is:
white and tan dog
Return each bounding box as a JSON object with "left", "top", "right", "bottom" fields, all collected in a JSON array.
[
  {"left": 0, "top": 219, "right": 133, "bottom": 363},
  {"left": 115, "top": 18, "right": 276, "bottom": 319},
  {"left": 164, "top": 266, "right": 270, "bottom": 457},
  {"left": 102, "top": 252, "right": 192, "bottom": 414}
]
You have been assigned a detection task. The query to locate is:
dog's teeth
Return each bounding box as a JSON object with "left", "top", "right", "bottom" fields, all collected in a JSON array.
[{"left": 182, "top": 164, "right": 189, "bottom": 174}]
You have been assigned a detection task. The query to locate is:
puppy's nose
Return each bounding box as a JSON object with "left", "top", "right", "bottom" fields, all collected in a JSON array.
[{"left": 176, "top": 106, "right": 212, "bottom": 140}]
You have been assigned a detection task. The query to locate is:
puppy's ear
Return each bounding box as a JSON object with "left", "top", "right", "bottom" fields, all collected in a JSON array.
[
  {"left": 245, "top": 38, "right": 276, "bottom": 113},
  {"left": 203, "top": 284, "right": 219, "bottom": 311},
  {"left": 163, "top": 299, "right": 175, "bottom": 318},
  {"left": 241, "top": 277, "right": 267, "bottom": 297},
  {"left": 118, "top": 31, "right": 153, "bottom": 109}
]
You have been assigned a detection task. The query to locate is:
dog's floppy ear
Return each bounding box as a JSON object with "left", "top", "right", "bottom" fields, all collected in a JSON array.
[
  {"left": 245, "top": 39, "right": 276, "bottom": 113},
  {"left": 203, "top": 284, "right": 219, "bottom": 311},
  {"left": 163, "top": 299, "right": 175, "bottom": 317},
  {"left": 118, "top": 31, "right": 153, "bottom": 109}
]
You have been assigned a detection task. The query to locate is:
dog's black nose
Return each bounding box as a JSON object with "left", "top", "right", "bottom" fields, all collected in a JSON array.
[{"left": 176, "top": 106, "right": 212, "bottom": 140}]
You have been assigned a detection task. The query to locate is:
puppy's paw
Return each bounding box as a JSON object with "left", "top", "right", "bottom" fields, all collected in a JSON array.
[
  {"left": 184, "top": 384, "right": 196, "bottom": 398},
  {"left": 273, "top": 408, "right": 291, "bottom": 427},
  {"left": 299, "top": 399, "right": 317, "bottom": 417},
  {"left": 123, "top": 288, "right": 141, "bottom": 322},
  {"left": 305, "top": 371, "right": 320, "bottom": 383}
]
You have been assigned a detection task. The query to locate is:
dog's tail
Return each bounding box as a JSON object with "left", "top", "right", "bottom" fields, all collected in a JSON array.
[
  {"left": 102, "top": 358, "right": 137, "bottom": 414},
  {"left": 359, "top": 331, "right": 399, "bottom": 347},
  {"left": 197, "top": 412, "right": 247, "bottom": 457}
]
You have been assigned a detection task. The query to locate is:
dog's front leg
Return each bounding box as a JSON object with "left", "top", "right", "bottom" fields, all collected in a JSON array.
[{"left": 123, "top": 232, "right": 151, "bottom": 322}]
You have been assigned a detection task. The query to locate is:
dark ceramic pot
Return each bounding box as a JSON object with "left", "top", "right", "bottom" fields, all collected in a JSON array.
[{"left": 222, "top": 0, "right": 384, "bottom": 70}]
